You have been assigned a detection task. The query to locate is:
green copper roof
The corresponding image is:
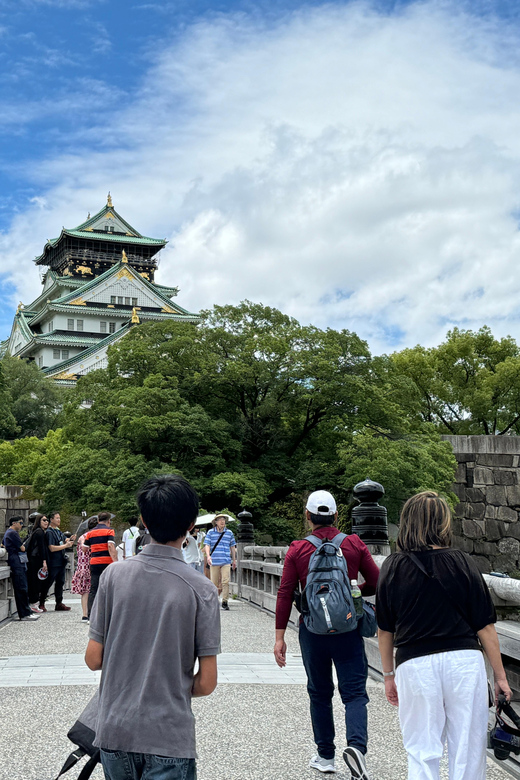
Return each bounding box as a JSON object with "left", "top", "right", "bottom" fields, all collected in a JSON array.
[
  {"left": 52, "top": 259, "right": 198, "bottom": 318},
  {"left": 43, "top": 323, "right": 131, "bottom": 377},
  {"left": 34, "top": 199, "right": 167, "bottom": 265},
  {"left": 35, "top": 334, "right": 102, "bottom": 346},
  {"left": 64, "top": 230, "right": 164, "bottom": 245},
  {"left": 74, "top": 202, "right": 144, "bottom": 236}
]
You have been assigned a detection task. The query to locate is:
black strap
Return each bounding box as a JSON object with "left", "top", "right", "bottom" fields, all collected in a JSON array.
[
  {"left": 77, "top": 752, "right": 100, "bottom": 780},
  {"left": 53, "top": 749, "right": 87, "bottom": 780},
  {"left": 52, "top": 748, "right": 100, "bottom": 780},
  {"left": 210, "top": 532, "right": 226, "bottom": 555},
  {"left": 408, "top": 552, "right": 473, "bottom": 630}
]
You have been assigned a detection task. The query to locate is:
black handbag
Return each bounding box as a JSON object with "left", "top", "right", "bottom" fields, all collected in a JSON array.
[{"left": 51, "top": 692, "right": 100, "bottom": 780}]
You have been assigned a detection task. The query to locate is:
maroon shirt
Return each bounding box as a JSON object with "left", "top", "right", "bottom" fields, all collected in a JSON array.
[{"left": 275, "top": 526, "right": 380, "bottom": 630}]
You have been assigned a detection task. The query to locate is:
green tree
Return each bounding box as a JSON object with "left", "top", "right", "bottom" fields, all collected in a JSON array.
[
  {"left": 338, "top": 426, "right": 458, "bottom": 521},
  {"left": 0, "top": 360, "right": 18, "bottom": 440},
  {"left": 1, "top": 355, "right": 65, "bottom": 438},
  {"left": 391, "top": 327, "right": 520, "bottom": 435}
]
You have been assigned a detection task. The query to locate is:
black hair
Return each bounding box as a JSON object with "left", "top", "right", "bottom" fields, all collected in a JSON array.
[
  {"left": 8, "top": 515, "right": 24, "bottom": 526},
  {"left": 97, "top": 511, "right": 111, "bottom": 524},
  {"left": 48, "top": 511, "right": 59, "bottom": 521},
  {"left": 88, "top": 516, "right": 98, "bottom": 530},
  {"left": 31, "top": 514, "right": 48, "bottom": 533},
  {"left": 136, "top": 474, "right": 199, "bottom": 544},
  {"left": 308, "top": 512, "right": 335, "bottom": 527},
  {"left": 127, "top": 516, "right": 138, "bottom": 525}
]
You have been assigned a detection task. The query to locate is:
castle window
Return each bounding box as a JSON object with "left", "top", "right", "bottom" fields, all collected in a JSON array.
[
  {"left": 117, "top": 297, "right": 123, "bottom": 305},
  {"left": 109, "top": 322, "right": 116, "bottom": 334},
  {"left": 62, "top": 350, "right": 69, "bottom": 359},
  {"left": 48, "top": 321, "right": 54, "bottom": 332},
  {"left": 53, "top": 349, "right": 60, "bottom": 360},
  {"left": 38, "top": 356, "right": 43, "bottom": 368},
  {"left": 100, "top": 322, "right": 107, "bottom": 333},
  {"left": 125, "top": 297, "right": 130, "bottom": 306},
  {"left": 67, "top": 319, "right": 74, "bottom": 330},
  {"left": 76, "top": 320, "right": 84, "bottom": 332},
  {"left": 132, "top": 298, "right": 137, "bottom": 306},
  {"left": 110, "top": 296, "right": 116, "bottom": 304}
]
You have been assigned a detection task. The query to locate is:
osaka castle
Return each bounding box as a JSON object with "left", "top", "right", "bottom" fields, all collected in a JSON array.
[{"left": 2, "top": 194, "right": 199, "bottom": 384}]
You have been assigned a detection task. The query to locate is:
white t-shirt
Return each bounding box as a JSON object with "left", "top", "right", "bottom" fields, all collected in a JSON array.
[
  {"left": 182, "top": 535, "right": 201, "bottom": 565},
  {"left": 122, "top": 526, "right": 139, "bottom": 558}
]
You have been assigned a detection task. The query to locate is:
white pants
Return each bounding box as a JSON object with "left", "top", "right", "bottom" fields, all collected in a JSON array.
[{"left": 396, "top": 650, "right": 488, "bottom": 780}]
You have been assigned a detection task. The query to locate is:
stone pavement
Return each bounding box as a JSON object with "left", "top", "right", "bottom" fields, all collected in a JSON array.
[{"left": 0, "top": 596, "right": 512, "bottom": 780}]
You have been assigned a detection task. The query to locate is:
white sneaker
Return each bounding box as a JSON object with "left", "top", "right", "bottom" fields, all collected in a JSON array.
[
  {"left": 30, "top": 604, "right": 43, "bottom": 613},
  {"left": 309, "top": 755, "right": 337, "bottom": 773},
  {"left": 343, "top": 747, "right": 370, "bottom": 780},
  {"left": 20, "top": 614, "right": 39, "bottom": 621}
]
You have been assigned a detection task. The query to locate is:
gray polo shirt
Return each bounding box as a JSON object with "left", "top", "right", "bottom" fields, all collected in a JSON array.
[{"left": 89, "top": 543, "right": 220, "bottom": 758}]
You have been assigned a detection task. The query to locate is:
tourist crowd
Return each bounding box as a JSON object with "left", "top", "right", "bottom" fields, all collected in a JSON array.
[{"left": 0, "top": 479, "right": 512, "bottom": 780}]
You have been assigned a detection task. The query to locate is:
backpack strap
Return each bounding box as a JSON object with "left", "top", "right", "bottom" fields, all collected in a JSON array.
[{"left": 305, "top": 533, "right": 347, "bottom": 550}]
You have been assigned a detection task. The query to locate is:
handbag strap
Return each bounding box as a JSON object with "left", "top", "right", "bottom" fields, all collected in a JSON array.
[
  {"left": 210, "top": 531, "right": 226, "bottom": 555},
  {"left": 52, "top": 748, "right": 87, "bottom": 780},
  {"left": 408, "top": 552, "right": 473, "bottom": 630}
]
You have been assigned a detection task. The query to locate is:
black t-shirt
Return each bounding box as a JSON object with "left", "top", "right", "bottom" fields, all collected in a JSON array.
[{"left": 376, "top": 548, "right": 496, "bottom": 667}]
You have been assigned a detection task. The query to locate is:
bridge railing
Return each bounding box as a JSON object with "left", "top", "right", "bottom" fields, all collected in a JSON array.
[{"left": 0, "top": 557, "right": 73, "bottom": 621}]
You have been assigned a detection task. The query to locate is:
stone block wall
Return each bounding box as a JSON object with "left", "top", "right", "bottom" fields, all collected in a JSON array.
[
  {"left": 444, "top": 436, "right": 520, "bottom": 574},
  {"left": 0, "top": 485, "right": 41, "bottom": 537}
]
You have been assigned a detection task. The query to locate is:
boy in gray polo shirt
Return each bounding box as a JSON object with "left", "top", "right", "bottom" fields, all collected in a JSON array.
[{"left": 85, "top": 474, "right": 220, "bottom": 780}]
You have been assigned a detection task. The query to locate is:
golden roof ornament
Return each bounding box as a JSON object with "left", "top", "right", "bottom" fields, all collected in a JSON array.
[
  {"left": 122, "top": 249, "right": 128, "bottom": 263},
  {"left": 107, "top": 192, "right": 113, "bottom": 208},
  {"left": 131, "top": 307, "right": 140, "bottom": 324},
  {"left": 16, "top": 302, "right": 23, "bottom": 313}
]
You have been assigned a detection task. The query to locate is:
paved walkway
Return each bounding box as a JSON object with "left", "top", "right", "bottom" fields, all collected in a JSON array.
[{"left": 0, "top": 596, "right": 511, "bottom": 780}]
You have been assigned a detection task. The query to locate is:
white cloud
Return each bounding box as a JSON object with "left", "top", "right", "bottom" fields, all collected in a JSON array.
[{"left": 2, "top": 1, "right": 520, "bottom": 352}]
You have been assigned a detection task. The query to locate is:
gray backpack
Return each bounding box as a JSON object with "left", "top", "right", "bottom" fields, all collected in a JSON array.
[{"left": 301, "top": 533, "right": 358, "bottom": 635}]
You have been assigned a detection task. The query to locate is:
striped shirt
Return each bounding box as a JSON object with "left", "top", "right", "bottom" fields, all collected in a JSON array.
[
  {"left": 85, "top": 523, "right": 116, "bottom": 567},
  {"left": 205, "top": 527, "right": 236, "bottom": 566}
]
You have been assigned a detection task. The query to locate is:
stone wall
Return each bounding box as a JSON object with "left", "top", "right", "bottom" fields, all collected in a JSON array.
[
  {"left": 444, "top": 436, "right": 520, "bottom": 574},
  {"left": 0, "top": 485, "right": 41, "bottom": 536}
]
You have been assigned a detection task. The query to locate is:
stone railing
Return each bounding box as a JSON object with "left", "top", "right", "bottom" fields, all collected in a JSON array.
[
  {"left": 0, "top": 556, "right": 73, "bottom": 621},
  {"left": 230, "top": 544, "right": 384, "bottom": 673},
  {"left": 230, "top": 545, "right": 520, "bottom": 671}
]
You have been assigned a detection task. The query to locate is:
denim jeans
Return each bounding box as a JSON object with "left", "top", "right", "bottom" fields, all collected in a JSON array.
[
  {"left": 100, "top": 750, "right": 197, "bottom": 780},
  {"left": 299, "top": 622, "right": 369, "bottom": 761}
]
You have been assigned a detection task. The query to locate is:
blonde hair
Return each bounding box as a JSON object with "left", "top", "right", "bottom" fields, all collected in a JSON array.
[{"left": 397, "top": 491, "right": 452, "bottom": 552}]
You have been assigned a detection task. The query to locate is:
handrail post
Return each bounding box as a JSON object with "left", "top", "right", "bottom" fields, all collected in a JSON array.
[{"left": 236, "top": 510, "right": 254, "bottom": 599}]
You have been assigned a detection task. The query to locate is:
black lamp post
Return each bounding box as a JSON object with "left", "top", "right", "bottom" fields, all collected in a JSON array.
[
  {"left": 237, "top": 510, "right": 254, "bottom": 544},
  {"left": 351, "top": 478, "right": 390, "bottom": 555}
]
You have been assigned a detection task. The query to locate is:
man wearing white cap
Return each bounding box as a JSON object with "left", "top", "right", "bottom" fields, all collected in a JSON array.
[{"left": 274, "top": 490, "right": 379, "bottom": 779}]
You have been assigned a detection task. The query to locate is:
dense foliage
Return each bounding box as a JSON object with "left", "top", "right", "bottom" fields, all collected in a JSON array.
[{"left": 0, "top": 302, "right": 483, "bottom": 543}]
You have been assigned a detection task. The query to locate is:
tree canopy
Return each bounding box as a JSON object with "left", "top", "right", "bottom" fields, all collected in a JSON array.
[
  {"left": 0, "top": 302, "right": 463, "bottom": 541},
  {"left": 390, "top": 327, "right": 520, "bottom": 435}
]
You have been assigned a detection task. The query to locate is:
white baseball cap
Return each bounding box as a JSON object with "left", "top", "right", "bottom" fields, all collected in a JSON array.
[{"left": 306, "top": 490, "right": 337, "bottom": 516}]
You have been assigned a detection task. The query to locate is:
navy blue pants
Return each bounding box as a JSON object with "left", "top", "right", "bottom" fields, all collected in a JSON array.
[
  {"left": 10, "top": 565, "right": 32, "bottom": 619},
  {"left": 299, "top": 622, "right": 369, "bottom": 760}
]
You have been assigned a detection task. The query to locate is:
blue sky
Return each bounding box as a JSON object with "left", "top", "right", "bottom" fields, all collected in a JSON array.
[{"left": 2, "top": 0, "right": 520, "bottom": 351}]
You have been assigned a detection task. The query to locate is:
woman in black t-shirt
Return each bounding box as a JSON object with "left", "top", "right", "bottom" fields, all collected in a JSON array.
[{"left": 377, "top": 491, "right": 511, "bottom": 780}]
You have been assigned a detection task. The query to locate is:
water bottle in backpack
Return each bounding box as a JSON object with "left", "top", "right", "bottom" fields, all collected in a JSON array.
[{"left": 351, "top": 579, "right": 363, "bottom": 617}]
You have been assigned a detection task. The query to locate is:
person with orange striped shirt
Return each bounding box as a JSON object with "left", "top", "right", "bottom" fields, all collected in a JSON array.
[{"left": 84, "top": 511, "right": 117, "bottom": 620}]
